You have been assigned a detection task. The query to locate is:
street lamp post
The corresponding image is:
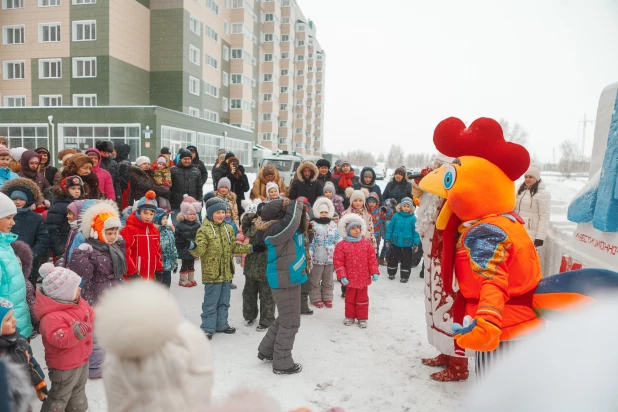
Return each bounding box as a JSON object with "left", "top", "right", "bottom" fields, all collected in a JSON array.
[{"left": 48, "top": 115, "right": 55, "bottom": 167}]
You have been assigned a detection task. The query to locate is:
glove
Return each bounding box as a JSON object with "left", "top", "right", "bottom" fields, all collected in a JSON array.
[
  {"left": 412, "top": 244, "right": 420, "bottom": 254},
  {"left": 77, "top": 243, "right": 93, "bottom": 252},
  {"left": 384, "top": 240, "right": 392, "bottom": 248},
  {"left": 35, "top": 382, "right": 48, "bottom": 401},
  {"left": 372, "top": 274, "right": 379, "bottom": 282},
  {"left": 452, "top": 316, "right": 501, "bottom": 352},
  {"left": 73, "top": 321, "right": 93, "bottom": 340},
  {"left": 296, "top": 196, "right": 309, "bottom": 205},
  {"left": 340, "top": 277, "right": 349, "bottom": 286},
  {"left": 534, "top": 239, "right": 544, "bottom": 247},
  {"left": 252, "top": 244, "right": 267, "bottom": 253}
]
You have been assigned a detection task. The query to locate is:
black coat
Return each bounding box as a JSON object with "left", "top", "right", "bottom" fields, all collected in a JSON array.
[
  {"left": 44, "top": 193, "right": 74, "bottom": 257},
  {"left": 212, "top": 162, "right": 228, "bottom": 191},
  {"left": 115, "top": 143, "right": 132, "bottom": 197},
  {"left": 99, "top": 156, "right": 120, "bottom": 203},
  {"left": 229, "top": 165, "right": 250, "bottom": 213},
  {"left": 317, "top": 171, "right": 336, "bottom": 187},
  {"left": 186, "top": 146, "right": 208, "bottom": 187},
  {"left": 175, "top": 217, "right": 200, "bottom": 260},
  {"left": 13, "top": 210, "right": 49, "bottom": 261},
  {"left": 383, "top": 179, "right": 412, "bottom": 204},
  {"left": 129, "top": 165, "right": 170, "bottom": 206},
  {"left": 353, "top": 167, "right": 383, "bottom": 204},
  {"left": 288, "top": 178, "right": 323, "bottom": 206},
  {"left": 170, "top": 164, "right": 203, "bottom": 210}
]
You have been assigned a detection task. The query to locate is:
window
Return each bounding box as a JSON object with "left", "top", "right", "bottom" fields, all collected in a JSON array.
[
  {"left": 296, "top": 113, "right": 302, "bottom": 119},
  {"left": 281, "top": 52, "right": 289, "bottom": 59},
  {"left": 296, "top": 84, "right": 304, "bottom": 90},
  {"left": 317, "top": 54, "right": 323, "bottom": 60},
  {"left": 223, "top": 46, "right": 229, "bottom": 61},
  {"left": 297, "top": 40, "right": 305, "bottom": 46},
  {"left": 280, "top": 86, "right": 288, "bottom": 93},
  {"left": 230, "top": 99, "right": 251, "bottom": 111},
  {"left": 281, "top": 69, "right": 288, "bottom": 76},
  {"left": 282, "top": 17, "right": 290, "bottom": 24},
  {"left": 262, "top": 93, "right": 272, "bottom": 102},
  {"left": 282, "top": 0, "right": 290, "bottom": 6},
  {"left": 261, "top": 133, "right": 274, "bottom": 141},
  {"left": 297, "top": 55, "right": 305, "bottom": 61},
  {"left": 222, "top": 97, "right": 228, "bottom": 112},
  {"left": 296, "top": 98, "right": 302, "bottom": 105},
  {"left": 295, "top": 128, "right": 302, "bottom": 134},
  {"left": 263, "top": 33, "right": 273, "bottom": 42},
  {"left": 73, "top": 94, "right": 97, "bottom": 106},
  {"left": 223, "top": 19, "right": 229, "bottom": 35},
  {"left": 189, "top": 107, "right": 200, "bottom": 117},
  {"left": 3, "top": 96, "right": 25, "bottom": 107},
  {"left": 72, "top": 20, "right": 96, "bottom": 41},
  {"left": 2, "top": 0, "right": 24, "bottom": 8},
  {"left": 205, "top": 54, "right": 218, "bottom": 69},
  {"left": 196, "top": 132, "right": 224, "bottom": 166},
  {"left": 73, "top": 0, "right": 96, "bottom": 3},
  {"left": 204, "top": 110, "right": 219, "bottom": 122},
  {"left": 72, "top": 57, "right": 96, "bottom": 78},
  {"left": 160, "top": 126, "right": 195, "bottom": 159},
  {"left": 231, "top": 48, "right": 242, "bottom": 59},
  {"left": 39, "top": 95, "right": 62, "bottom": 106},
  {"left": 189, "top": 76, "right": 200, "bottom": 95},
  {"left": 39, "top": 23, "right": 61, "bottom": 42},
  {"left": 265, "top": 13, "right": 274, "bottom": 22},
  {"left": 225, "top": 136, "right": 251, "bottom": 166},
  {"left": 205, "top": 25, "right": 219, "bottom": 42},
  {"left": 0, "top": 124, "right": 48, "bottom": 151},
  {"left": 3, "top": 61, "right": 25, "bottom": 80},
  {"left": 3, "top": 25, "right": 25, "bottom": 45},
  {"left": 189, "top": 45, "right": 201, "bottom": 66},
  {"left": 281, "top": 34, "right": 290, "bottom": 42},
  {"left": 39, "top": 59, "right": 62, "bottom": 79},
  {"left": 252, "top": 100, "right": 256, "bottom": 108},
  {"left": 262, "top": 113, "right": 272, "bottom": 121},
  {"left": 189, "top": 16, "right": 201, "bottom": 35},
  {"left": 280, "top": 104, "right": 288, "bottom": 110},
  {"left": 297, "top": 69, "right": 304, "bottom": 75},
  {"left": 205, "top": 82, "right": 219, "bottom": 97},
  {"left": 39, "top": 0, "right": 60, "bottom": 5},
  {"left": 263, "top": 53, "right": 273, "bottom": 62},
  {"left": 297, "top": 23, "right": 305, "bottom": 32},
  {"left": 263, "top": 73, "right": 272, "bottom": 82},
  {"left": 279, "top": 120, "right": 287, "bottom": 127},
  {"left": 222, "top": 71, "right": 229, "bottom": 86},
  {"left": 230, "top": 73, "right": 253, "bottom": 88},
  {"left": 206, "top": 0, "right": 219, "bottom": 15},
  {"left": 60, "top": 124, "right": 140, "bottom": 160}
]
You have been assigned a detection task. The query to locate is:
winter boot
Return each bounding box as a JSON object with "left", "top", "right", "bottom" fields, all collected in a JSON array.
[
  {"left": 422, "top": 353, "right": 450, "bottom": 367},
  {"left": 179, "top": 272, "right": 191, "bottom": 287},
  {"left": 400, "top": 278, "right": 408, "bottom": 283},
  {"left": 258, "top": 352, "right": 273, "bottom": 361},
  {"left": 430, "top": 356, "right": 469, "bottom": 382},
  {"left": 343, "top": 318, "right": 354, "bottom": 326},
  {"left": 256, "top": 324, "right": 269, "bottom": 332},
  {"left": 187, "top": 271, "right": 197, "bottom": 287},
  {"left": 220, "top": 326, "right": 236, "bottom": 334},
  {"left": 244, "top": 319, "right": 255, "bottom": 327},
  {"left": 379, "top": 258, "right": 387, "bottom": 266},
  {"left": 205, "top": 332, "right": 213, "bottom": 340},
  {"left": 358, "top": 320, "right": 367, "bottom": 328},
  {"left": 231, "top": 282, "right": 238, "bottom": 290},
  {"left": 313, "top": 301, "right": 324, "bottom": 308},
  {"left": 388, "top": 274, "right": 395, "bottom": 280},
  {"left": 324, "top": 301, "right": 333, "bottom": 308},
  {"left": 273, "top": 363, "right": 302, "bottom": 375}
]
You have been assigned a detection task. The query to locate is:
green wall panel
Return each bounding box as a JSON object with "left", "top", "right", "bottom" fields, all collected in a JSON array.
[
  {"left": 109, "top": 57, "right": 150, "bottom": 106},
  {"left": 150, "top": 9, "right": 184, "bottom": 72},
  {"left": 30, "top": 58, "right": 71, "bottom": 106},
  {"left": 70, "top": 56, "right": 110, "bottom": 106},
  {"left": 135, "top": 0, "right": 150, "bottom": 8},
  {"left": 150, "top": 71, "right": 183, "bottom": 111}
]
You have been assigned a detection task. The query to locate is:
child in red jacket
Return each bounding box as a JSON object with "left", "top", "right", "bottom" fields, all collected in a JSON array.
[
  {"left": 120, "top": 190, "right": 164, "bottom": 281},
  {"left": 33, "top": 263, "right": 94, "bottom": 412},
  {"left": 333, "top": 214, "right": 379, "bottom": 328}
]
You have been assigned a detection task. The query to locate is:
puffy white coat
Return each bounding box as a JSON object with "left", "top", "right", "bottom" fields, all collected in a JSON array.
[{"left": 515, "top": 181, "right": 551, "bottom": 241}]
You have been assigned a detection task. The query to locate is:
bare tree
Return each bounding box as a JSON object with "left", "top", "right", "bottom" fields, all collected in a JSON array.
[
  {"left": 377, "top": 152, "right": 385, "bottom": 162},
  {"left": 386, "top": 144, "right": 405, "bottom": 169},
  {"left": 343, "top": 150, "right": 375, "bottom": 167},
  {"left": 499, "top": 118, "right": 529, "bottom": 147},
  {"left": 558, "top": 140, "right": 579, "bottom": 178}
]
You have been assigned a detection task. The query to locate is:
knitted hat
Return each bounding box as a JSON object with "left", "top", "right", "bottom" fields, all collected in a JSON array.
[
  {"left": 39, "top": 263, "right": 82, "bottom": 302},
  {"left": 338, "top": 213, "right": 366, "bottom": 238},
  {"left": 160, "top": 147, "right": 171, "bottom": 155},
  {"left": 312, "top": 197, "right": 334, "bottom": 217},
  {"left": 178, "top": 149, "right": 192, "bottom": 160},
  {"left": 57, "top": 148, "right": 78, "bottom": 164},
  {"left": 206, "top": 197, "right": 227, "bottom": 220},
  {"left": 157, "top": 156, "right": 167, "bottom": 165},
  {"left": 316, "top": 159, "right": 331, "bottom": 169},
  {"left": 0, "top": 136, "right": 7, "bottom": 147},
  {"left": 0, "top": 146, "right": 9, "bottom": 157},
  {"left": 525, "top": 164, "right": 541, "bottom": 181},
  {"left": 84, "top": 148, "right": 101, "bottom": 160},
  {"left": 217, "top": 177, "right": 231, "bottom": 191},
  {"left": 135, "top": 156, "right": 151, "bottom": 166},
  {"left": 60, "top": 175, "right": 84, "bottom": 196},
  {"left": 95, "top": 140, "right": 114, "bottom": 153},
  {"left": 9, "top": 147, "right": 27, "bottom": 162},
  {"left": 349, "top": 189, "right": 366, "bottom": 205},
  {"left": 154, "top": 208, "right": 169, "bottom": 225},
  {"left": 0, "top": 298, "right": 13, "bottom": 324},
  {"left": 137, "top": 190, "right": 158, "bottom": 212},
  {"left": 400, "top": 197, "right": 416, "bottom": 211},
  {"left": 266, "top": 182, "right": 279, "bottom": 197},
  {"left": 181, "top": 195, "right": 202, "bottom": 216},
  {"left": 225, "top": 152, "right": 236, "bottom": 160},
  {"left": 67, "top": 199, "right": 85, "bottom": 218},
  {"left": 340, "top": 160, "right": 351, "bottom": 167},
  {"left": 95, "top": 281, "right": 213, "bottom": 411},
  {"left": 217, "top": 148, "right": 227, "bottom": 156},
  {"left": 262, "top": 164, "right": 275, "bottom": 177},
  {"left": 9, "top": 190, "right": 28, "bottom": 201},
  {"left": 323, "top": 181, "right": 336, "bottom": 194},
  {"left": 366, "top": 192, "right": 379, "bottom": 204},
  {"left": 69, "top": 153, "right": 92, "bottom": 170},
  {"left": 335, "top": 159, "right": 342, "bottom": 167},
  {"left": 394, "top": 166, "right": 406, "bottom": 177}
]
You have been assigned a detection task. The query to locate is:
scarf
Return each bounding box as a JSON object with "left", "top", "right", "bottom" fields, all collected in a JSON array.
[
  {"left": 16, "top": 207, "right": 29, "bottom": 214},
  {"left": 314, "top": 217, "right": 331, "bottom": 225},
  {"left": 345, "top": 235, "right": 362, "bottom": 243},
  {"left": 338, "top": 171, "right": 355, "bottom": 189},
  {"left": 89, "top": 238, "right": 127, "bottom": 279}
]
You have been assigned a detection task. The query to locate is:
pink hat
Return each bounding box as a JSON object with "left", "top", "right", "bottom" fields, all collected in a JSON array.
[
  {"left": 157, "top": 156, "right": 167, "bottom": 165},
  {"left": 180, "top": 195, "right": 202, "bottom": 216},
  {"left": 39, "top": 263, "right": 82, "bottom": 302}
]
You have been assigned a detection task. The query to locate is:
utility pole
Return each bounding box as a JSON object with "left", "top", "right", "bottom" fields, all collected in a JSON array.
[{"left": 580, "top": 114, "right": 595, "bottom": 155}]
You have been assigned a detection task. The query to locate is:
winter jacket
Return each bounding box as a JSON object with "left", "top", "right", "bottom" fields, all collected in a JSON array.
[
  {"left": 256, "top": 199, "right": 309, "bottom": 289},
  {"left": 99, "top": 155, "right": 120, "bottom": 203},
  {"left": 186, "top": 146, "right": 209, "bottom": 187},
  {"left": 330, "top": 193, "right": 345, "bottom": 217},
  {"left": 342, "top": 207, "right": 377, "bottom": 250},
  {"left": 175, "top": 213, "right": 200, "bottom": 260},
  {"left": 383, "top": 179, "right": 413, "bottom": 204},
  {"left": 0, "top": 167, "right": 18, "bottom": 188},
  {"left": 12, "top": 209, "right": 49, "bottom": 261},
  {"left": 212, "top": 162, "right": 229, "bottom": 190},
  {"left": 36, "top": 147, "right": 58, "bottom": 186},
  {"left": 189, "top": 219, "right": 251, "bottom": 283},
  {"left": 69, "top": 239, "right": 126, "bottom": 306},
  {"left": 317, "top": 171, "right": 336, "bottom": 187},
  {"left": 241, "top": 214, "right": 267, "bottom": 278},
  {"left": 251, "top": 167, "right": 288, "bottom": 201},
  {"left": 334, "top": 238, "right": 379, "bottom": 288},
  {"left": 309, "top": 220, "right": 342, "bottom": 265},
  {"left": 0, "top": 332, "right": 46, "bottom": 395},
  {"left": 0, "top": 232, "right": 33, "bottom": 339},
  {"left": 353, "top": 167, "right": 383, "bottom": 204},
  {"left": 56, "top": 224, "right": 78, "bottom": 268},
  {"left": 85, "top": 149, "right": 115, "bottom": 201},
  {"left": 369, "top": 204, "right": 393, "bottom": 242},
  {"left": 10, "top": 240, "right": 36, "bottom": 327},
  {"left": 44, "top": 189, "right": 76, "bottom": 257},
  {"left": 225, "top": 217, "right": 238, "bottom": 235},
  {"left": 33, "top": 291, "right": 94, "bottom": 371},
  {"left": 229, "top": 164, "right": 250, "bottom": 213},
  {"left": 121, "top": 212, "right": 163, "bottom": 280},
  {"left": 129, "top": 165, "right": 170, "bottom": 206},
  {"left": 288, "top": 161, "right": 323, "bottom": 206},
  {"left": 385, "top": 210, "right": 420, "bottom": 248},
  {"left": 216, "top": 191, "right": 239, "bottom": 227},
  {"left": 115, "top": 143, "right": 132, "bottom": 199},
  {"left": 17, "top": 170, "right": 50, "bottom": 197},
  {"left": 158, "top": 225, "right": 178, "bottom": 272},
  {"left": 170, "top": 164, "right": 203, "bottom": 210},
  {"left": 235, "top": 219, "right": 250, "bottom": 267},
  {"left": 515, "top": 182, "right": 551, "bottom": 242}
]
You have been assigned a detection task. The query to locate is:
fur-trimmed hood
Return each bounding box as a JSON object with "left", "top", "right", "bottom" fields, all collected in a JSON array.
[
  {"left": 79, "top": 199, "right": 120, "bottom": 238},
  {"left": 0, "top": 177, "right": 43, "bottom": 206},
  {"left": 258, "top": 165, "right": 282, "bottom": 183},
  {"left": 338, "top": 213, "right": 367, "bottom": 238},
  {"left": 359, "top": 167, "right": 376, "bottom": 187},
  {"left": 296, "top": 161, "right": 319, "bottom": 183},
  {"left": 256, "top": 197, "right": 308, "bottom": 234},
  {"left": 10, "top": 240, "right": 33, "bottom": 280},
  {"left": 312, "top": 197, "right": 335, "bottom": 218}
]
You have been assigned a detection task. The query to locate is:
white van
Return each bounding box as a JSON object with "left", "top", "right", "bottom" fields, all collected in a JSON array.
[{"left": 261, "top": 152, "right": 304, "bottom": 187}]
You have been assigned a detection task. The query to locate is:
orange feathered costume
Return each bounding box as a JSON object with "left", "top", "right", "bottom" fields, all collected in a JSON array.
[{"left": 419, "top": 117, "right": 542, "bottom": 352}]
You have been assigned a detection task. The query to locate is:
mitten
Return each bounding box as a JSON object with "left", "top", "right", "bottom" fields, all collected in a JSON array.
[
  {"left": 77, "top": 243, "right": 93, "bottom": 252},
  {"left": 296, "top": 196, "right": 309, "bottom": 205},
  {"left": 252, "top": 244, "right": 267, "bottom": 253},
  {"left": 534, "top": 239, "right": 544, "bottom": 247},
  {"left": 35, "top": 382, "right": 48, "bottom": 401},
  {"left": 340, "top": 277, "right": 349, "bottom": 286},
  {"left": 452, "top": 316, "right": 501, "bottom": 352},
  {"left": 372, "top": 274, "right": 379, "bottom": 282},
  {"left": 73, "top": 321, "right": 93, "bottom": 340}
]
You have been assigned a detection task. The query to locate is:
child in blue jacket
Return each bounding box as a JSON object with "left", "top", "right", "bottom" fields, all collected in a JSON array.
[{"left": 384, "top": 197, "right": 420, "bottom": 283}]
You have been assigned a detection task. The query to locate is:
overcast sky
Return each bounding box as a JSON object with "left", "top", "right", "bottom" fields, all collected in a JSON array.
[{"left": 301, "top": 0, "right": 618, "bottom": 163}]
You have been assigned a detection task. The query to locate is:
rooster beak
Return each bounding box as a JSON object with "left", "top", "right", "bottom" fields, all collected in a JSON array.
[{"left": 419, "top": 166, "right": 452, "bottom": 230}]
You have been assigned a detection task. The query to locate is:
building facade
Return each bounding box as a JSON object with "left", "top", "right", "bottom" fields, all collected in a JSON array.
[{"left": 0, "top": 0, "right": 325, "bottom": 166}]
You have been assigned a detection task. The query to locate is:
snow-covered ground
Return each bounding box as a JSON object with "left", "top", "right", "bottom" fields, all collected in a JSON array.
[{"left": 28, "top": 172, "right": 586, "bottom": 412}]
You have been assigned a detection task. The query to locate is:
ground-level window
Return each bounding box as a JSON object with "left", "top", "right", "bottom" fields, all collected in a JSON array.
[
  {"left": 0, "top": 124, "right": 49, "bottom": 150},
  {"left": 161, "top": 126, "right": 196, "bottom": 156},
  {"left": 59, "top": 124, "right": 140, "bottom": 161},
  {"left": 225, "top": 136, "right": 251, "bottom": 166},
  {"left": 197, "top": 133, "right": 223, "bottom": 167}
]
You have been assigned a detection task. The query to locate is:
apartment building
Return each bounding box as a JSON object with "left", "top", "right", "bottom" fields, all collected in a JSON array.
[{"left": 0, "top": 0, "right": 325, "bottom": 167}]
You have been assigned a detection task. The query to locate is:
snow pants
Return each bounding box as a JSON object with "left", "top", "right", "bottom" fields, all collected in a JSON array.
[
  {"left": 156, "top": 270, "right": 171, "bottom": 289},
  {"left": 42, "top": 363, "right": 88, "bottom": 412},
  {"left": 475, "top": 340, "right": 518, "bottom": 381},
  {"left": 242, "top": 275, "right": 275, "bottom": 327},
  {"left": 300, "top": 278, "right": 312, "bottom": 313},
  {"left": 309, "top": 263, "right": 334, "bottom": 303},
  {"left": 200, "top": 282, "right": 231, "bottom": 334},
  {"left": 258, "top": 283, "right": 301, "bottom": 370},
  {"left": 345, "top": 287, "right": 369, "bottom": 320},
  {"left": 88, "top": 334, "right": 104, "bottom": 379},
  {"left": 388, "top": 246, "right": 413, "bottom": 280}
]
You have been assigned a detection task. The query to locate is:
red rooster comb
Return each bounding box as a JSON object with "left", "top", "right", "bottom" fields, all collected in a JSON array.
[{"left": 433, "top": 117, "right": 530, "bottom": 181}]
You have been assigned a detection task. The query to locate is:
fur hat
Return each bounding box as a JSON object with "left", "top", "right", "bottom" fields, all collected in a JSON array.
[
  {"left": 57, "top": 148, "right": 78, "bottom": 165},
  {"left": 265, "top": 182, "right": 279, "bottom": 197},
  {"left": 323, "top": 181, "right": 336, "bottom": 194},
  {"left": 95, "top": 281, "right": 213, "bottom": 411},
  {"left": 95, "top": 140, "right": 114, "bottom": 153},
  {"left": 312, "top": 197, "right": 334, "bottom": 218},
  {"left": 217, "top": 177, "right": 231, "bottom": 191},
  {"left": 181, "top": 195, "right": 202, "bottom": 216},
  {"left": 206, "top": 197, "right": 227, "bottom": 220},
  {"left": 135, "top": 156, "right": 151, "bottom": 166},
  {"left": 0, "top": 298, "right": 13, "bottom": 324},
  {"left": 39, "top": 263, "right": 81, "bottom": 302},
  {"left": 525, "top": 164, "right": 541, "bottom": 181},
  {"left": 316, "top": 159, "right": 331, "bottom": 169},
  {"left": 296, "top": 161, "right": 319, "bottom": 182},
  {"left": 60, "top": 175, "right": 84, "bottom": 196},
  {"left": 68, "top": 153, "right": 92, "bottom": 170},
  {"left": 154, "top": 208, "right": 169, "bottom": 225},
  {"left": 137, "top": 190, "right": 158, "bottom": 212},
  {"left": 80, "top": 200, "right": 120, "bottom": 241},
  {"left": 9, "top": 147, "right": 27, "bottom": 162},
  {"left": 338, "top": 213, "right": 366, "bottom": 238},
  {"left": 178, "top": 149, "right": 192, "bottom": 160},
  {"left": 394, "top": 166, "right": 406, "bottom": 177}
]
